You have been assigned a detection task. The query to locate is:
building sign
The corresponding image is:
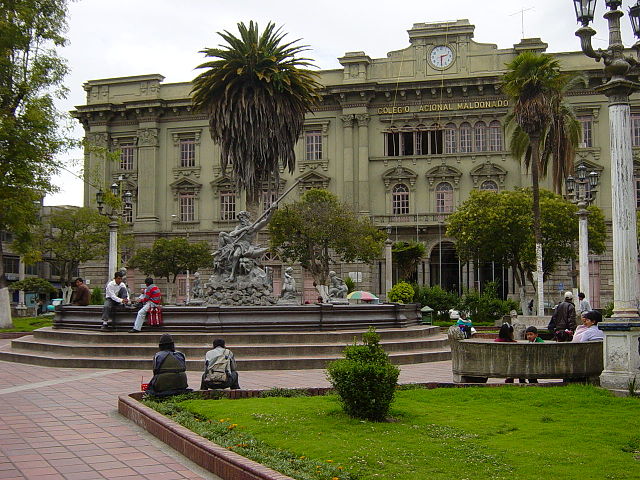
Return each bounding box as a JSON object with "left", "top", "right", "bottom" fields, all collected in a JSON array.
[{"left": 377, "top": 99, "right": 509, "bottom": 115}]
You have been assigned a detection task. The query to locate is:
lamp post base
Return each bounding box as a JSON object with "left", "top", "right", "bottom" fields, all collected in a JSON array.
[{"left": 598, "top": 319, "right": 640, "bottom": 394}]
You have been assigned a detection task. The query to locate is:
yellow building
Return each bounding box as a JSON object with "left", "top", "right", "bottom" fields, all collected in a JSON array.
[{"left": 73, "top": 19, "right": 639, "bottom": 307}]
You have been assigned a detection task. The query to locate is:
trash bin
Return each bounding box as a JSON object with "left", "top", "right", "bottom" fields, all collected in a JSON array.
[{"left": 420, "top": 305, "right": 434, "bottom": 324}]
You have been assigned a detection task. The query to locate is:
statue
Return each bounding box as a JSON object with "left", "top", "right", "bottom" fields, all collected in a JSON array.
[
  {"left": 278, "top": 266, "right": 299, "bottom": 304},
  {"left": 213, "top": 208, "right": 274, "bottom": 282},
  {"left": 191, "top": 272, "right": 203, "bottom": 299},
  {"left": 328, "top": 271, "right": 348, "bottom": 299}
]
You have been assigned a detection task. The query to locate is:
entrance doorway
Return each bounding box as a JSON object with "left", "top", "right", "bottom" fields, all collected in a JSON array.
[{"left": 430, "top": 241, "right": 459, "bottom": 292}]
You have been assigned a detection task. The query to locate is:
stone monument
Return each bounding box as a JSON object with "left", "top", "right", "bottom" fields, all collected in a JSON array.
[
  {"left": 277, "top": 266, "right": 300, "bottom": 305},
  {"left": 328, "top": 271, "right": 348, "bottom": 304}
]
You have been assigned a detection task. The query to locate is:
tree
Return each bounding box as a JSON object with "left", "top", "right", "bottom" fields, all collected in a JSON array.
[
  {"left": 0, "top": 0, "right": 72, "bottom": 328},
  {"left": 128, "top": 238, "right": 211, "bottom": 303},
  {"left": 392, "top": 241, "right": 426, "bottom": 282},
  {"left": 191, "top": 21, "right": 321, "bottom": 212},
  {"left": 269, "top": 189, "right": 385, "bottom": 286},
  {"left": 501, "top": 52, "right": 569, "bottom": 315},
  {"left": 39, "top": 207, "right": 110, "bottom": 303},
  {"left": 9, "top": 277, "right": 56, "bottom": 296},
  {"left": 446, "top": 189, "right": 607, "bottom": 313}
]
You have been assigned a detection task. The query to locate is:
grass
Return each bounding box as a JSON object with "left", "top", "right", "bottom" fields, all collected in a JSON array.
[
  {"left": 144, "top": 385, "right": 640, "bottom": 480},
  {"left": 0, "top": 315, "right": 53, "bottom": 332}
]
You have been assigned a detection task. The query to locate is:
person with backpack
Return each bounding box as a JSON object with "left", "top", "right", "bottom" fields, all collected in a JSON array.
[
  {"left": 200, "top": 338, "right": 240, "bottom": 390},
  {"left": 146, "top": 334, "right": 190, "bottom": 397}
]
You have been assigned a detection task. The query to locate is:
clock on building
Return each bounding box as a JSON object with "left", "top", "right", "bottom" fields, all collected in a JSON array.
[{"left": 429, "top": 45, "right": 455, "bottom": 69}]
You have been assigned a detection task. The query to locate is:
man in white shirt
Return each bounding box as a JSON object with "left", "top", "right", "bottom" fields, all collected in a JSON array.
[
  {"left": 577, "top": 292, "right": 592, "bottom": 317},
  {"left": 100, "top": 272, "right": 130, "bottom": 330}
]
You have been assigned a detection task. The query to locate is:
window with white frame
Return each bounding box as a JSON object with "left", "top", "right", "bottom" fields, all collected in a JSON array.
[
  {"left": 179, "top": 194, "right": 195, "bottom": 222},
  {"left": 119, "top": 142, "right": 134, "bottom": 170},
  {"left": 474, "top": 121, "right": 487, "bottom": 152},
  {"left": 632, "top": 114, "right": 640, "bottom": 147},
  {"left": 385, "top": 131, "right": 401, "bottom": 156},
  {"left": 435, "top": 182, "right": 453, "bottom": 213},
  {"left": 459, "top": 123, "right": 472, "bottom": 153},
  {"left": 480, "top": 180, "right": 499, "bottom": 192},
  {"left": 180, "top": 137, "right": 196, "bottom": 167},
  {"left": 444, "top": 123, "right": 457, "bottom": 154},
  {"left": 392, "top": 184, "right": 410, "bottom": 214},
  {"left": 305, "top": 130, "right": 322, "bottom": 161},
  {"left": 488, "top": 120, "right": 503, "bottom": 151},
  {"left": 220, "top": 191, "right": 236, "bottom": 220},
  {"left": 401, "top": 130, "right": 414, "bottom": 156},
  {"left": 578, "top": 116, "right": 593, "bottom": 148}
]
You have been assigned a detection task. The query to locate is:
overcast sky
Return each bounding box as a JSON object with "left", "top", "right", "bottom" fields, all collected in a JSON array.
[{"left": 45, "top": 0, "right": 632, "bottom": 206}]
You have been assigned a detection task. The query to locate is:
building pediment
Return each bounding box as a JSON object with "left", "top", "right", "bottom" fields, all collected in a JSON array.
[
  {"left": 470, "top": 162, "right": 507, "bottom": 187},
  {"left": 296, "top": 171, "right": 330, "bottom": 192},
  {"left": 382, "top": 166, "right": 418, "bottom": 191},
  {"left": 170, "top": 177, "right": 202, "bottom": 193},
  {"left": 425, "top": 164, "right": 462, "bottom": 189}
]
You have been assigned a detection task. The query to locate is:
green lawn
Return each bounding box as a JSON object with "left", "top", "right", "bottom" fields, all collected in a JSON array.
[
  {"left": 145, "top": 385, "right": 640, "bottom": 480},
  {"left": 0, "top": 315, "right": 53, "bottom": 332}
]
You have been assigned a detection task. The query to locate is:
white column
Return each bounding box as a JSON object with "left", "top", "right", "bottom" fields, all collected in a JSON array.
[
  {"left": 384, "top": 238, "right": 393, "bottom": 298},
  {"left": 108, "top": 220, "right": 118, "bottom": 279},
  {"left": 578, "top": 208, "right": 590, "bottom": 301}
]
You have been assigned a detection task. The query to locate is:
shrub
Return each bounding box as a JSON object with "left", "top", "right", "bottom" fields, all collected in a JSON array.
[
  {"left": 388, "top": 281, "right": 414, "bottom": 304},
  {"left": 602, "top": 302, "right": 614, "bottom": 318},
  {"left": 90, "top": 287, "right": 104, "bottom": 305},
  {"left": 412, "top": 284, "right": 459, "bottom": 321},
  {"left": 344, "top": 276, "right": 355, "bottom": 294},
  {"left": 457, "top": 282, "right": 519, "bottom": 324},
  {"left": 326, "top": 327, "right": 400, "bottom": 421}
]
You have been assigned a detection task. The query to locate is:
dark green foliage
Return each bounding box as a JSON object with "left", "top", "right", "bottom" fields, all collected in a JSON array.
[
  {"left": 392, "top": 241, "right": 426, "bottom": 281},
  {"left": 326, "top": 327, "right": 400, "bottom": 421},
  {"left": 9, "top": 277, "right": 56, "bottom": 295},
  {"left": 191, "top": 21, "right": 321, "bottom": 199},
  {"left": 457, "top": 282, "right": 519, "bottom": 324},
  {"left": 344, "top": 276, "right": 355, "bottom": 294},
  {"left": 602, "top": 302, "right": 614, "bottom": 319},
  {"left": 269, "top": 189, "right": 385, "bottom": 285},
  {"left": 259, "top": 388, "right": 310, "bottom": 398},
  {"left": 387, "top": 281, "right": 414, "bottom": 304},
  {"left": 90, "top": 287, "right": 103, "bottom": 305},
  {"left": 412, "top": 284, "right": 459, "bottom": 321}
]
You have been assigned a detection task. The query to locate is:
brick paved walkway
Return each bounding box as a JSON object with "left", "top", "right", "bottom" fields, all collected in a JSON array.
[{"left": 0, "top": 336, "right": 488, "bottom": 480}]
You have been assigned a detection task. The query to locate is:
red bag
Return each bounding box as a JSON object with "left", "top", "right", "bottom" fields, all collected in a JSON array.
[{"left": 148, "top": 305, "right": 163, "bottom": 326}]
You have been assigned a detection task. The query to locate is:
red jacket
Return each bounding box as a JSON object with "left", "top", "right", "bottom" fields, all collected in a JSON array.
[{"left": 141, "top": 285, "right": 161, "bottom": 304}]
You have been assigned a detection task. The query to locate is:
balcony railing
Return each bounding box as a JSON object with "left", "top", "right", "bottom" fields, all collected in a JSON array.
[{"left": 370, "top": 213, "right": 451, "bottom": 226}]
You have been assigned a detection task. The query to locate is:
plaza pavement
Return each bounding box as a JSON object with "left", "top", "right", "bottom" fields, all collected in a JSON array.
[{"left": 0, "top": 336, "right": 500, "bottom": 480}]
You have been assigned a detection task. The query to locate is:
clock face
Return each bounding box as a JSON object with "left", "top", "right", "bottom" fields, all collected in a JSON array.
[{"left": 430, "top": 45, "right": 454, "bottom": 69}]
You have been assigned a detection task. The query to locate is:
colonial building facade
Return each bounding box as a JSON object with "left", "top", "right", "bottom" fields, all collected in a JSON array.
[{"left": 73, "top": 20, "right": 640, "bottom": 307}]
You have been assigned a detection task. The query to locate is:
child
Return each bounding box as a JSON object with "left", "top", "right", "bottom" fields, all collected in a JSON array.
[
  {"left": 525, "top": 326, "right": 544, "bottom": 343},
  {"left": 456, "top": 312, "right": 474, "bottom": 338}
]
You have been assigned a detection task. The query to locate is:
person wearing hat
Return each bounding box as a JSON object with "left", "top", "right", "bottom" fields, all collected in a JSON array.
[
  {"left": 572, "top": 310, "right": 604, "bottom": 343},
  {"left": 547, "top": 291, "right": 576, "bottom": 342},
  {"left": 146, "top": 334, "right": 190, "bottom": 397}
]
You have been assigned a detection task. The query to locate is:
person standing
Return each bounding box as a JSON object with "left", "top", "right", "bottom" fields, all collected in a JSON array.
[
  {"left": 129, "top": 277, "right": 161, "bottom": 333},
  {"left": 547, "top": 291, "right": 576, "bottom": 342},
  {"left": 200, "top": 338, "right": 240, "bottom": 390},
  {"left": 577, "top": 292, "right": 592, "bottom": 317},
  {"left": 70, "top": 277, "right": 90, "bottom": 306},
  {"left": 100, "top": 272, "right": 129, "bottom": 330}
]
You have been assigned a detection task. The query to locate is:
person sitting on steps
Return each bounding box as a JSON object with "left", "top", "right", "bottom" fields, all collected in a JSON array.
[
  {"left": 129, "top": 277, "right": 161, "bottom": 333},
  {"left": 146, "top": 334, "right": 191, "bottom": 397},
  {"left": 100, "top": 272, "right": 129, "bottom": 330},
  {"left": 200, "top": 338, "right": 240, "bottom": 390}
]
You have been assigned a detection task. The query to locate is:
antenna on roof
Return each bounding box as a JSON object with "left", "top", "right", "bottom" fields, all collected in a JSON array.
[{"left": 509, "top": 6, "right": 534, "bottom": 39}]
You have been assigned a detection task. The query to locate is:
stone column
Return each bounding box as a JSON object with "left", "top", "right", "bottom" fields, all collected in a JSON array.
[
  {"left": 597, "top": 86, "right": 640, "bottom": 392},
  {"left": 341, "top": 115, "right": 355, "bottom": 206},
  {"left": 136, "top": 127, "right": 160, "bottom": 232},
  {"left": 384, "top": 238, "right": 393, "bottom": 299},
  {"left": 15, "top": 258, "right": 27, "bottom": 317},
  {"left": 577, "top": 205, "right": 590, "bottom": 301},
  {"left": 356, "top": 114, "right": 370, "bottom": 214}
]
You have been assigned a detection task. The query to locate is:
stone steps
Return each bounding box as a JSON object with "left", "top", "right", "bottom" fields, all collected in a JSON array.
[{"left": 0, "top": 326, "right": 451, "bottom": 371}]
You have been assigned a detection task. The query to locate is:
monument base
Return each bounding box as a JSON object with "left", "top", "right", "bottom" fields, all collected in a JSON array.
[{"left": 599, "top": 320, "right": 640, "bottom": 394}]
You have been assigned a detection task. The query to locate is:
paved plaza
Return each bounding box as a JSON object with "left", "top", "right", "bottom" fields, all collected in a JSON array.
[{"left": 0, "top": 336, "right": 500, "bottom": 480}]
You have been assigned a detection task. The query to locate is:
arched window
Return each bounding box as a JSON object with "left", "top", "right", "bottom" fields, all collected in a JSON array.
[
  {"left": 444, "top": 123, "right": 457, "bottom": 154},
  {"left": 488, "top": 120, "right": 503, "bottom": 151},
  {"left": 459, "top": 122, "right": 472, "bottom": 153},
  {"left": 474, "top": 121, "right": 487, "bottom": 152},
  {"left": 480, "top": 180, "right": 498, "bottom": 192},
  {"left": 392, "top": 184, "right": 410, "bottom": 214},
  {"left": 435, "top": 182, "right": 453, "bottom": 213}
]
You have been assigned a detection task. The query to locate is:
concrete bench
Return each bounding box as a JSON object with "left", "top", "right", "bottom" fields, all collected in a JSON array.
[{"left": 448, "top": 326, "right": 603, "bottom": 383}]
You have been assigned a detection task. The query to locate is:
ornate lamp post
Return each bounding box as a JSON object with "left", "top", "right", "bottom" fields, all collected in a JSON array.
[
  {"left": 385, "top": 225, "right": 393, "bottom": 299},
  {"left": 565, "top": 165, "right": 600, "bottom": 302},
  {"left": 573, "top": 0, "right": 640, "bottom": 392},
  {"left": 96, "top": 182, "right": 132, "bottom": 279}
]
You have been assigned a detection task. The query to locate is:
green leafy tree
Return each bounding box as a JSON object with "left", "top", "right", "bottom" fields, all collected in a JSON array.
[
  {"left": 192, "top": 21, "right": 321, "bottom": 212},
  {"left": 502, "top": 51, "right": 572, "bottom": 314},
  {"left": 447, "top": 189, "right": 606, "bottom": 312},
  {"left": 0, "top": 0, "right": 72, "bottom": 328},
  {"left": 412, "top": 284, "right": 460, "bottom": 322},
  {"left": 39, "top": 207, "right": 109, "bottom": 302},
  {"left": 128, "top": 237, "right": 211, "bottom": 302},
  {"left": 269, "top": 189, "right": 385, "bottom": 286},
  {"left": 387, "top": 281, "right": 414, "bottom": 304},
  {"left": 392, "top": 241, "right": 426, "bottom": 282},
  {"left": 9, "top": 277, "right": 56, "bottom": 296}
]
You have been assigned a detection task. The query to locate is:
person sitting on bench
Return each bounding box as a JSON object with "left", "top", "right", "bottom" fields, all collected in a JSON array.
[{"left": 146, "top": 334, "right": 191, "bottom": 397}]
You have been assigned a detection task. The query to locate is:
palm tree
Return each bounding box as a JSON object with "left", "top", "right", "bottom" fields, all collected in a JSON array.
[
  {"left": 502, "top": 51, "right": 572, "bottom": 315},
  {"left": 191, "top": 21, "right": 321, "bottom": 211}
]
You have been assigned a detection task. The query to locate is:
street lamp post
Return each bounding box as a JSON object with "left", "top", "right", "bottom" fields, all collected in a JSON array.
[
  {"left": 565, "top": 165, "right": 600, "bottom": 302},
  {"left": 573, "top": 0, "right": 640, "bottom": 392},
  {"left": 384, "top": 225, "right": 393, "bottom": 299},
  {"left": 96, "top": 182, "right": 132, "bottom": 279}
]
